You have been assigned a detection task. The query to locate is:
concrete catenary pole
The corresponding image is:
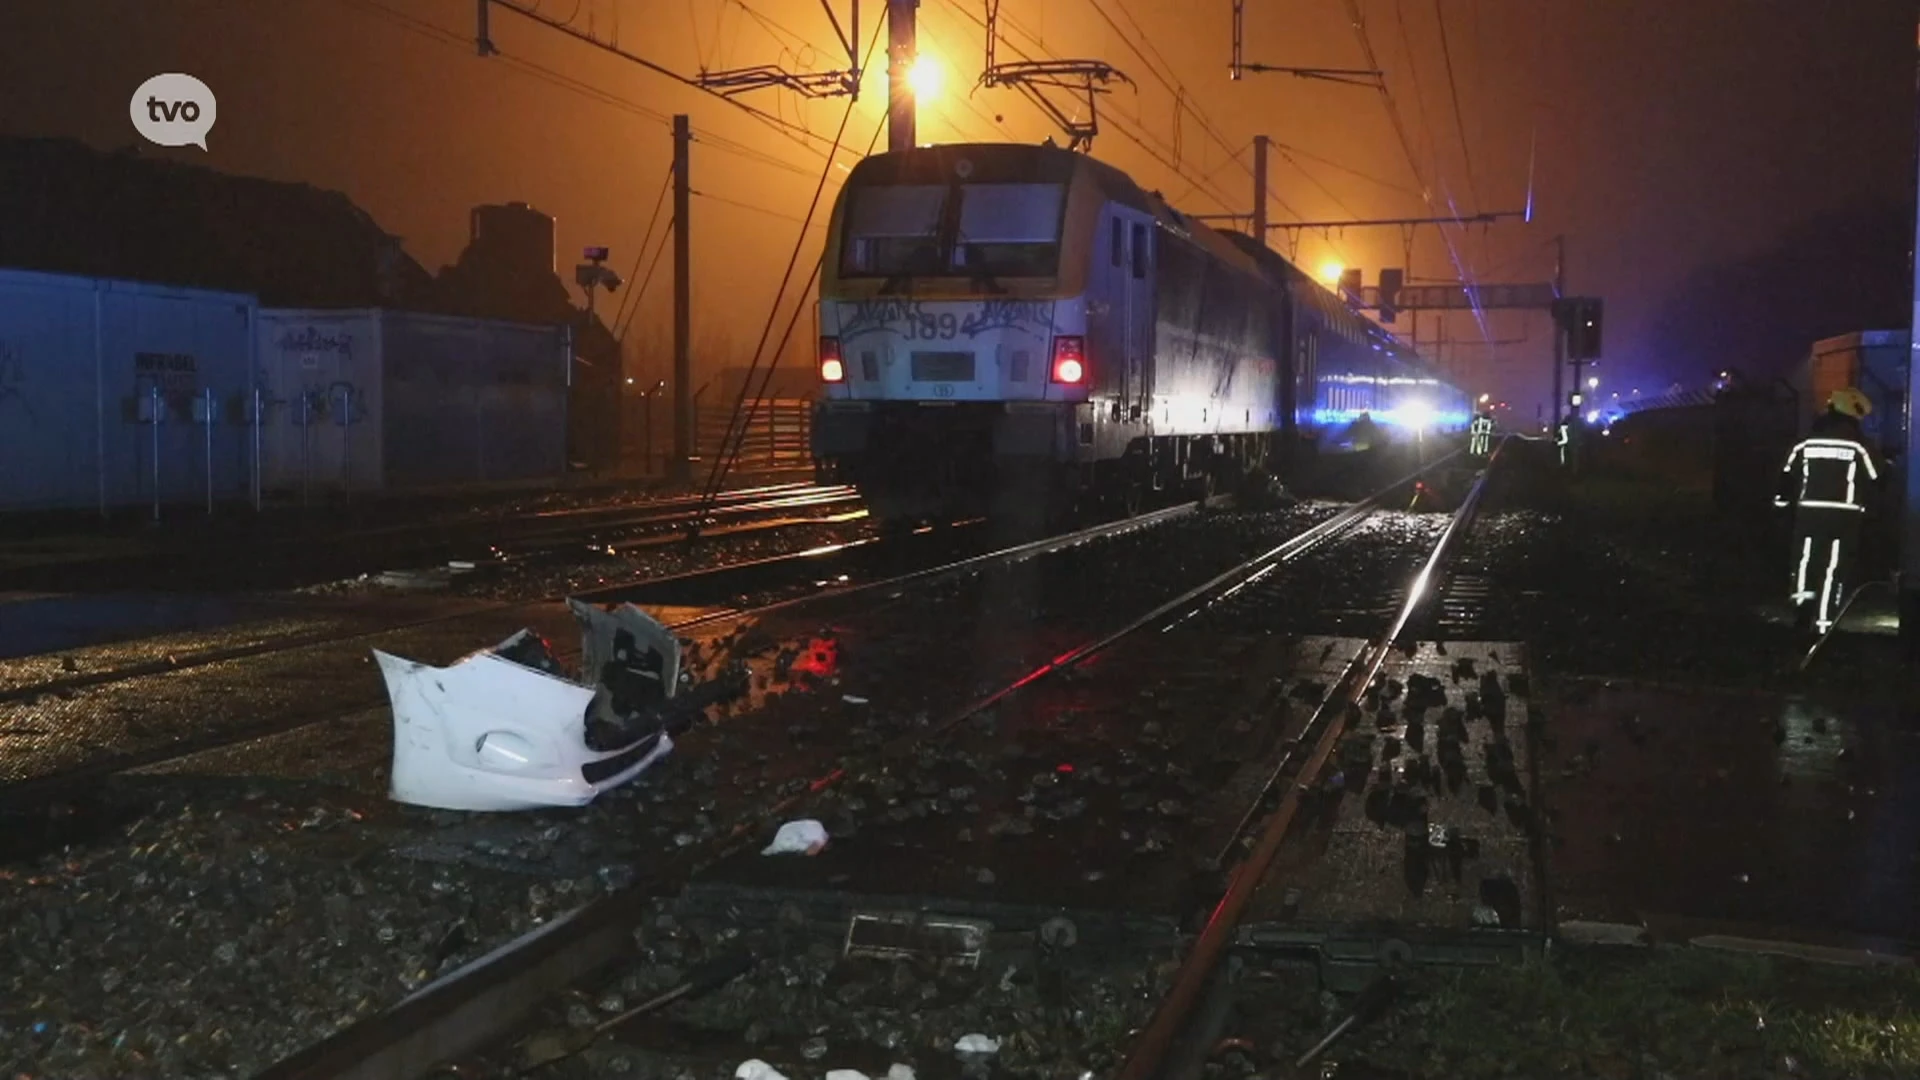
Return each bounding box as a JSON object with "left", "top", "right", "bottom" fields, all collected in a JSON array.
[
  {"left": 673, "top": 114, "right": 693, "bottom": 484},
  {"left": 887, "top": 0, "right": 919, "bottom": 153}
]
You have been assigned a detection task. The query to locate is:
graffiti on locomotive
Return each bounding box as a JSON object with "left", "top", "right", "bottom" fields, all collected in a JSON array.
[{"left": 838, "top": 298, "right": 1053, "bottom": 342}]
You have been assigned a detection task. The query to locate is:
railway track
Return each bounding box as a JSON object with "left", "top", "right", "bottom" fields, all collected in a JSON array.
[
  {"left": 243, "top": 448, "right": 1495, "bottom": 1080},
  {"left": 0, "top": 498, "right": 1208, "bottom": 806},
  {"left": 0, "top": 482, "right": 866, "bottom": 592}
]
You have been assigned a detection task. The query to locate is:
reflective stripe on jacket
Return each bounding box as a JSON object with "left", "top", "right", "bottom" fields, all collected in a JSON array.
[{"left": 1777, "top": 437, "right": 1878, "bottom": 511}]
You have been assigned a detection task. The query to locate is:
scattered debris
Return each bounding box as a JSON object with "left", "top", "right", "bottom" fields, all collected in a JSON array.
[
  {"left": 954, "top": 1033, "right": 1001, "bottom": 1054},
  {"left": 374, "top": 599, "right": 741, "bottom": 811},
  {"left": 762, "top": 819, "right": 830, "bottom": 855}
]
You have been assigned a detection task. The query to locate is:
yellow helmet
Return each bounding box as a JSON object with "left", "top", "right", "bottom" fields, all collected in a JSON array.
[{"left": 1828, "top": 388, "right": 1871, "bottom": 420}]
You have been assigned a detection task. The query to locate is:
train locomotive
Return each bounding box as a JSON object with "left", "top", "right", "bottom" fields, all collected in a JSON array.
[{"left": 809, "top": 142, "right": 1471, "bottom": 524}]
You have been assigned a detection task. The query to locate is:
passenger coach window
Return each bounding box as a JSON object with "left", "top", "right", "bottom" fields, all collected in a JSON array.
[
  {"left": 1131, "top": 224, "right": 1148, "bottom": 279},
  {"left": 1111, "top": 219, "right": 1123, "bottom": 267}
]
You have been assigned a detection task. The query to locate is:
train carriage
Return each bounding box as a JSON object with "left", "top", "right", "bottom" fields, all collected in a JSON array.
[{"left": 810, "top": 142, "right": 1468, "bottom": 524}]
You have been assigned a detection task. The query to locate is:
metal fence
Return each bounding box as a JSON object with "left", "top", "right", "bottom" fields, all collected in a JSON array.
[
  {"left": 698, "top": 398, "right": 813, "bottom": 468},
  {"left": 623, "top": 396, "right": 813, "bottom": 473}
]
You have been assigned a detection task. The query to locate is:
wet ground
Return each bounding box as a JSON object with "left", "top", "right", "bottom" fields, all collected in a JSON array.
[
  {"left": 0, "top": 591, "right": 345, "bottom": 659},
  {"left": 17, "top": 446, "right": 1915, "bottom": 1079},
  {"left": 1385, "top": 446, "right": 1920, "bottom": 952},
  {"left": 0, "top": 502, "right": 1354, "bottom": 1077},
  {"left": 1254, "top": 641, "right": 1542, "bottom": 937},
  {"left": 1540, "top": 680, "right": 1920, "bottom": 947}
]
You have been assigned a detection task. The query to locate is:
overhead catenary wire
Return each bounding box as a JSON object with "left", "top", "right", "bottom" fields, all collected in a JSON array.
[
  {"left": 1433, "top": 0, "right": 1480, "bottom": 211},
  {"left": 1342, "top": 0, "right": 1493, "bottom": 346},
  {"left": 693, "top": 16, "right": 887, "bottom": 516},
  {"left": 939, "top": 0, "right": 1252, "bottom": 226},
  {"left": 697, "top": 120, "right": 884, "bottom": 510},
  {"left": 609, "top": 165, "right": 675, "bottom": 337},
  {"left": 693, "top": 189, "right": 829, "bottom": 228},
  {"left": 340, "top": 0, "right": 827, "bottom": 183},
  {"left": 613, "top": 216, "right": 676, "bottom": 344}
]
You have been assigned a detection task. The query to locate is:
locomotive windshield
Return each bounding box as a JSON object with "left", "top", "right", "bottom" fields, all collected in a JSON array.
[{"left": 839, "top": 180, "right": 1065, "bottom": 279}]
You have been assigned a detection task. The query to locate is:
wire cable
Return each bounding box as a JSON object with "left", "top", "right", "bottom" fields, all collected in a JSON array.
[
  {"left": 1433, "top": 0, "right": 1480, "bottom": 211},
  {"left": 609, "top": 165, "right": 675, "bottom": 337},
  {"left": 614, "top": 214, "right": 676, "bottom": 343},
  {"left": 1342, "top": 0, "right": 1491, "bottom": 346},
  {"left": 693, "top": 16, "right": 886, "bottom": 515}
]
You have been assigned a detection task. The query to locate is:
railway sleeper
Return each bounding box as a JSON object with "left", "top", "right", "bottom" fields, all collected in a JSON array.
[{"left": 1231, "top": 922, "right": 1545, "bottom": 994}]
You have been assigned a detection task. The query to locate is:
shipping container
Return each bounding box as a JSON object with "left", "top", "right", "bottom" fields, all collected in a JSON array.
[
  {"left": 1802, "top": 330, "right": 1909, "bottom": 451},
  {"left": 0, "top": 268, "right": 257, "bottom": 513},
  {"left": 255, "top": 309, "right": 571, "bottom": 494}
]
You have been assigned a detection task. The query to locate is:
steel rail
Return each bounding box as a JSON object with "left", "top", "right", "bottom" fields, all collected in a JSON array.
[
  {"left": 0, "top": 501, "right": 1211, "bottom": 805},
  {"left": 0, "top": 481, "right": 841, "bottom": 582},
  {"left": 0, "top": 490, "right": 880, "bottom": 707},
  {"left": 1114, "top": 439, "right": 1506, "bottom": 1080},
  {"left": 258, "top": 454, "right": 1466, "bottom": 1080}
]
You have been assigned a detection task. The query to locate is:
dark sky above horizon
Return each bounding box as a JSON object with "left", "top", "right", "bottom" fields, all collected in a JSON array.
[{"left": 0, "top": 0, "right": 1913, "bottom": 413}]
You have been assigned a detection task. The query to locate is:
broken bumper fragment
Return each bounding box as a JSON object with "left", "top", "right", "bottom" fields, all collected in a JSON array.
[{"left": 375, "top": 601, "right": 693, "bottom": 812}]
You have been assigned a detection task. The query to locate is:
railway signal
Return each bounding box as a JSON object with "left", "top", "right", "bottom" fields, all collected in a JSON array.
[{"left": 1555, "top": 296, "right": 1604, "bottom": 360}]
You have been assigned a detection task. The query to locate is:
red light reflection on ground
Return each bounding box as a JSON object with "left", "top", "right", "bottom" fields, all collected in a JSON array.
[{"left": 791, "top": 637, "right": 839, "bottom": 679}]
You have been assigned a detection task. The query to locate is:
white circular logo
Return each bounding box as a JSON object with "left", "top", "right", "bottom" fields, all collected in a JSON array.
[{"left": 130, "top": 73, "right": 218, "bottom": 151}]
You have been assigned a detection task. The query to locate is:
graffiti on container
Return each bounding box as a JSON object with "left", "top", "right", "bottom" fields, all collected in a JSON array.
[
  {"left": 134, "top": 351, "right": 199, "bottom": 394},
  {"left": 959, "top": 300, "right": 1050, "bottom": 338},
  {"left": 277, "top": 327, "right": 354, "bottom": 370},
  {"left": 840, "top": 299, "right": 1050, "bottom": 342},
  {"left": 0, "top": 338, "right": 32, "bottom": 423}
]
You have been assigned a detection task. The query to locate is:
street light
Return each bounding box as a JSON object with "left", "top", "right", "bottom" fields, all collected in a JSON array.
[
  {"left": 907, "top": 55, "right": 942, "bottom": 100},
  {"left": 1587, "top": 376, "right": 1599, "bottom": 390},
  {"left": 1318, "top": 260, "right": 1344, "bottom": 287}
]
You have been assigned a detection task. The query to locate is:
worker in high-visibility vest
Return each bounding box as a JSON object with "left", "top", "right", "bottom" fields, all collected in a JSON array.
[
  {"left": 1555, "top": 410, "right": 1576, "bottom": 468},
  {"left": 1468, "top": 410, "right": 1495, "bottom": 457},
  {"left": 1776, "top": 388, "right": 1881, "bottom": 635}
]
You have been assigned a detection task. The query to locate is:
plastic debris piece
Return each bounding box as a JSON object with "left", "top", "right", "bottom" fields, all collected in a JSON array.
[
  {"left": 737, "top": 1061, "right": 791, "bottom": 1080},
  {"left": 888, "top": 1066, "right": 917, "bottom": 1080},
  {"left": 762, "top": 819, "right": 830, "bottom": 856},
  {"left": 955, "top": 1033, "right": 1000, "bottom": 1054},
  {"left": 827, "top": 1071, "right": 872, "bottom": 1080},
  {"left": 843, "top": 694, "right": 870, "bottom": 705}
]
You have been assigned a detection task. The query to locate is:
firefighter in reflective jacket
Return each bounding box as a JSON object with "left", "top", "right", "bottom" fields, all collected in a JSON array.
[
  {"left": 1556, "top": 410, "right": 1575, "bottom": 467},
  {"left": 1777, "top": 388, "right": 1880, "bottom": 634},
  {"left": 1469, "top": 410, "right": 1495, "bottom": 457}
]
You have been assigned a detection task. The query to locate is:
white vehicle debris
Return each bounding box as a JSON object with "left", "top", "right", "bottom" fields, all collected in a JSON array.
[
  {"left": 762, "top": 819, "right": 830, "bottom": 855},
  {"left": 375, "top": 599, "right": 743, "bottom": 812}
]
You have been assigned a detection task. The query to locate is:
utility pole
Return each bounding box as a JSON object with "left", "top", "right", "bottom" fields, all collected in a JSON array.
[
  {"left": 1251, "top": 135, "right": 1269, "bottom": 244},
  {"left": 887, "top": 0, "right": 918, "bottom": 152},
  {"left": 1552, "top": 234, "right": 1566, "bottom": 431},
  {"left": 672, "top": 115, "right": 693, "bottom": 484},
  {"left": 1904, "top": 9, "right": 1920, "bottom": 656}
]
